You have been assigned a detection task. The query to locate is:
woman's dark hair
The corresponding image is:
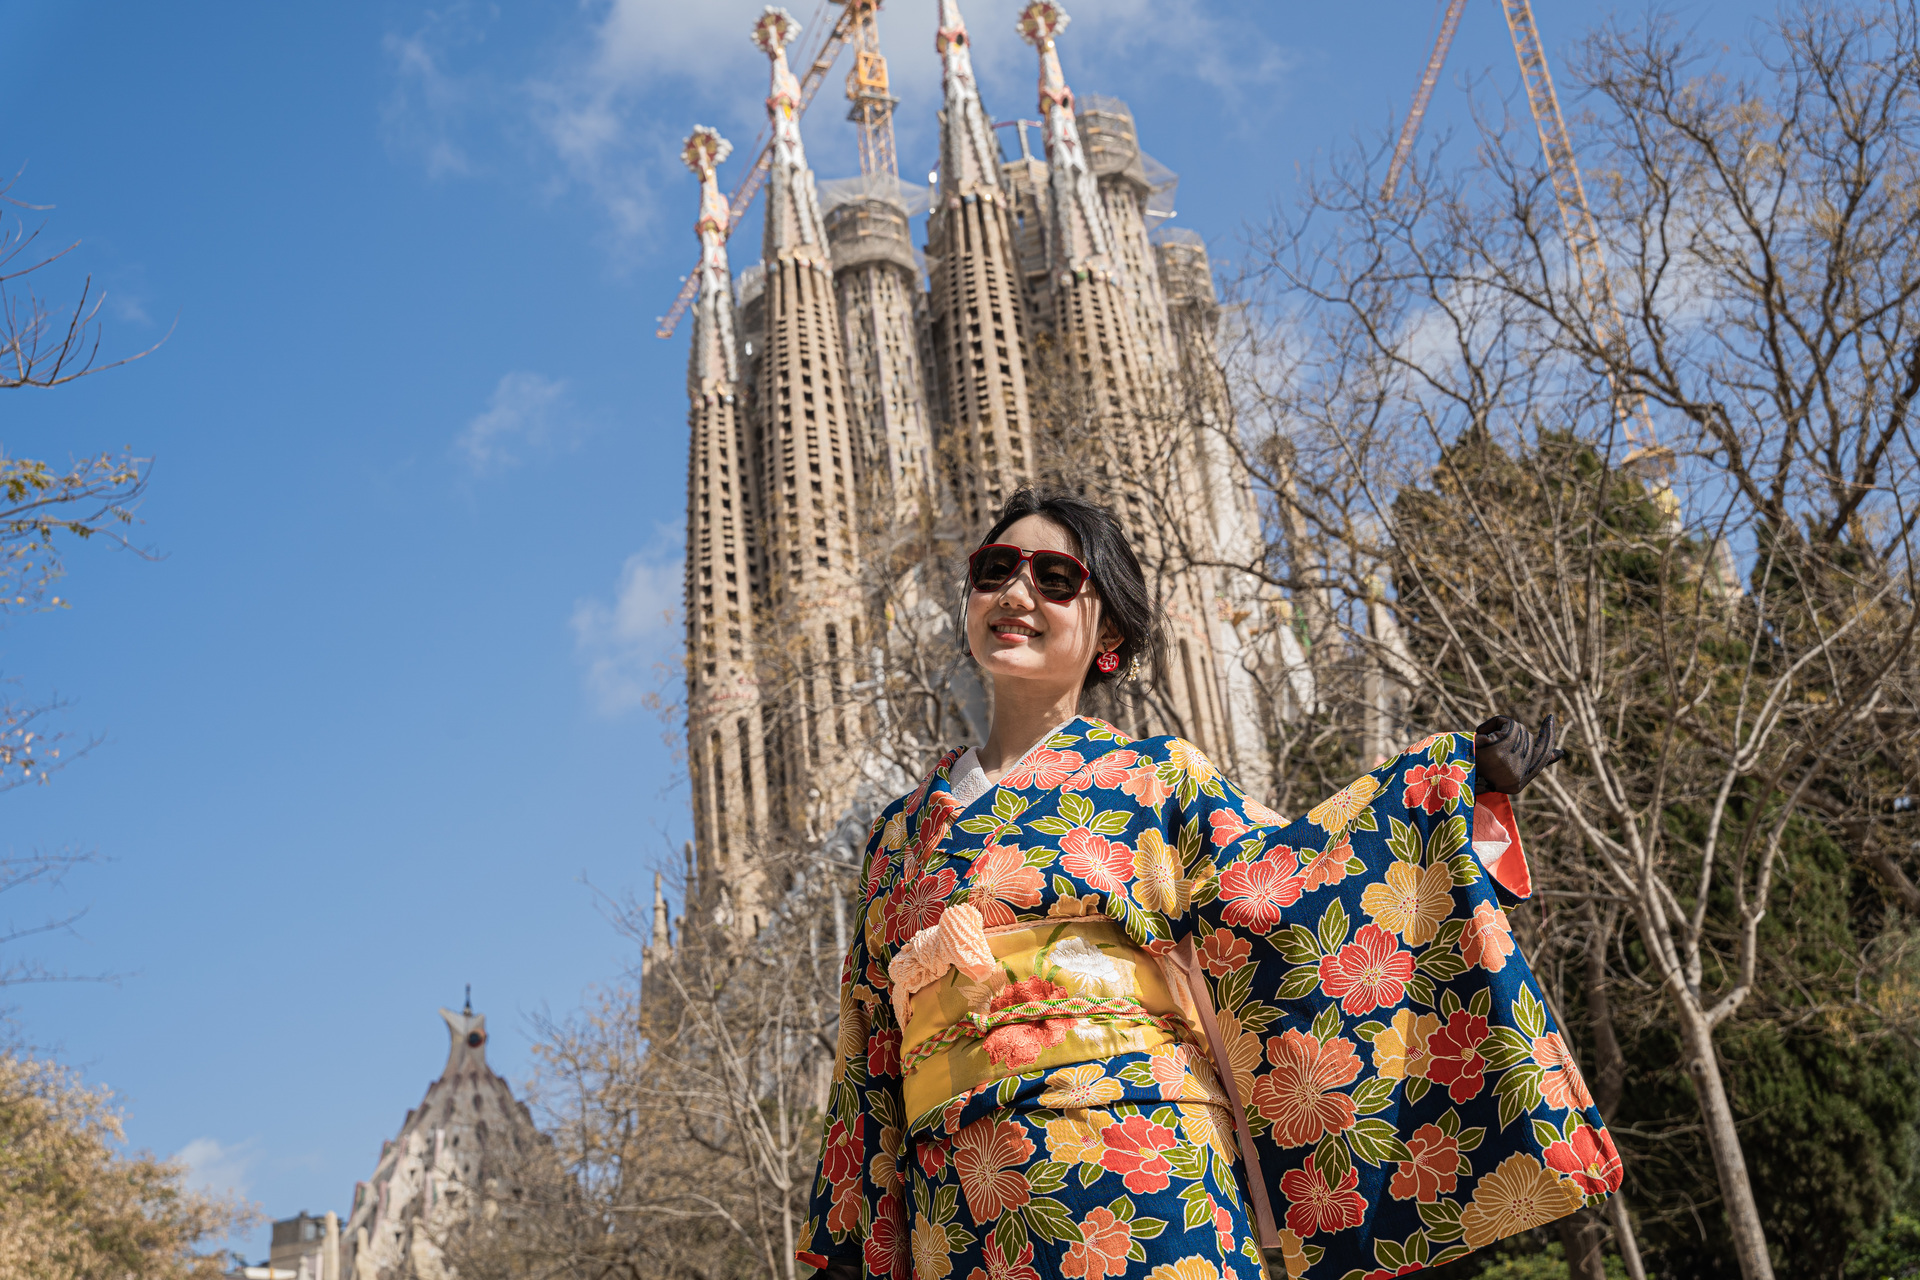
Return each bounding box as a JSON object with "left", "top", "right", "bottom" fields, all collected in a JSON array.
[{"left": 968, "top": 486, "right": 1163, "bottom": 688}]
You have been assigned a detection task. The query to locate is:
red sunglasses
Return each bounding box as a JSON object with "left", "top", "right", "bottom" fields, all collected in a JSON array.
[{"left": 967, "top": 543, "right": 1092, "bottom": 603}]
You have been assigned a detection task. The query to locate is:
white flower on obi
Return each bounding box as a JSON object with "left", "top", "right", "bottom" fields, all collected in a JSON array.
[{"left": 1044, "top": 936, "right": 1133, "bottom": 996}]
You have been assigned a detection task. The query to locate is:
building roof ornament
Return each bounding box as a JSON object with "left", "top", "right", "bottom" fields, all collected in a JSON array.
[
  {"left": 935, "top": 0, "right": 1002, "bottom": 198},
  {"left": 754, "top": 6, "right": 829, "bottom": 261},
  {"left": 1016, "top": 1, "right": 1116, "bottom": 277},
  {"left": 341, "top": 1004, "right": 543, "bottom": 1280},
  {"left": 684, "top": 126, "right": 739, "bottom": 390}
]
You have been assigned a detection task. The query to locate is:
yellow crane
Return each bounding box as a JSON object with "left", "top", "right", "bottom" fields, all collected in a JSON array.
[
  {"left": 1385, "top": 0, "right": 1660, "bottom": 458},
  {"left": 654, "top": 2, "right": 857, "bottom": 340},
  {"left": 655, "top": 1, "right": 902, "bottom": 340},
  {"left": 842, "top": 0, "right": 900, "bottom": 180}
]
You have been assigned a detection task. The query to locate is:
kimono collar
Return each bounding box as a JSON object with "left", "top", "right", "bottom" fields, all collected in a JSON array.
[{"left": 946, "top": 715, "right": 1085, "bottom": 811}]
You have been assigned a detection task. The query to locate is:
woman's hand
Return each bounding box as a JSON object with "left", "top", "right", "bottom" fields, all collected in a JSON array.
[{"left": 1474, "top": 715, "right": 1567, "bottom": 794}]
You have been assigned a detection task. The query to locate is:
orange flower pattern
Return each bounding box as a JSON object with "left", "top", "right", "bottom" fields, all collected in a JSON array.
[{"left": 800, "top": 718, "right": 1621, "bottom": 1280}]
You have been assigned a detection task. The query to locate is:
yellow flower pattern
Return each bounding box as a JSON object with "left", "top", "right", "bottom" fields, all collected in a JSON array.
[
  {"left": 1039, "top": 1063, "right": 1128, "bottom": 1108},
  {"left": 1460, "top": 1155, "right": 1584, "bottom": 1249},
  {"left": 1307, "top": 774, "right": 1381, "bottom": 834},
  {"left": 1361, "top": 861, "right": 1455, "bottom": 946},
  {"left": 1370, "top": 1008, "right": 1440, "bottom": 1081},
  {"left": 801, "top": 716, "right": 1620, "bottom": 1280}
]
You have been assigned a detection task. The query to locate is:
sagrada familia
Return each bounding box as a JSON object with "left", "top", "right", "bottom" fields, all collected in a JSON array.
[
  {"left": 678, "top": 0, "right": 1316, "bottom": 937},
  {"left": 265, "top": 10, "right": 1337, "bottom": 1279}
]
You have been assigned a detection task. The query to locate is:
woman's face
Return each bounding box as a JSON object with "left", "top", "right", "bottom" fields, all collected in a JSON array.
[{"left": 966, "top": 515, "right": 1118, "bottom": 699}]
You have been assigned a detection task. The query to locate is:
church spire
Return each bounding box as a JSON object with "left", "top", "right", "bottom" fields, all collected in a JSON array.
[
  {"left": 936, "top": 0, "right": 1001, "bottom": 197},
  {"left": 753, "top": 7, "right": 828, "bottom": 261},
  {"left": 682, "top": 125, "right": 769, "bottom": 904},
  {"left": 746, "top": 5, "right": 864, "bottom": 853},
  {"left": 684, "top": 126, "right": 738, "bottom": 392},
  {"left": 925, "top": 0, "right": 1038, "bottom": 525},
  {"left": 1017, "top": 1, "right": 1114, "bottom": 277}
]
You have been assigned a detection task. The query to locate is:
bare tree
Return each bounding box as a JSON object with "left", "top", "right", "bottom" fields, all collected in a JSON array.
[{"left": 1230, "top": 7, "right": 1920, "bottom": 1278}]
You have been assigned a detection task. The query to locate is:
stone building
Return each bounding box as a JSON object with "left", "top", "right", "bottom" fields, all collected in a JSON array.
[
  {"left": 338, "top": 1003, "right": 542, "bottom": 1280},
  {"left": 679, "top": 0, "right": 1305, "bottom": 917}
]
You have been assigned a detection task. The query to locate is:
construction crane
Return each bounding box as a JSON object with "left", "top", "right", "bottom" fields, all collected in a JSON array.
[
  {"left": 1384, "top": 0, "right": 1660, "bottom": 457},
  {"left": 654, "top": 1, "right": 860, "bottom": 340},
  {"left": 842, "top": 0, "right": 900, "bottom": 178}
]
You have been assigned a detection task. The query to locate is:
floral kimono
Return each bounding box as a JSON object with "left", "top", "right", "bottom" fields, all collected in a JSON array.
[{"left": 798, "top": 717, "right": 1622, "bottom": 1280}]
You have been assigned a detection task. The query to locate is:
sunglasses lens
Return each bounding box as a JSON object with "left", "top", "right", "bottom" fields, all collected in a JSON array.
[
  {"left": 970, "top": 546, "right": 1022, "bottom": 592},
  {"left": 1032, "top": 553, "right": 1088, "bottom": 602}
]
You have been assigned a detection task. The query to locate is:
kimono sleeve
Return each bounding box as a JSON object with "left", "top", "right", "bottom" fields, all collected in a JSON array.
[
  {"left": 1178, "top": 731, "right": 1622, "bottom": 1280},
  {"left": 798, "top": 815, "right": 912, "bottom": 1280}
]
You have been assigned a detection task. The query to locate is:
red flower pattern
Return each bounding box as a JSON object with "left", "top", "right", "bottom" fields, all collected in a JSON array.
[
  {"left": 1300, "top": 834, "right": 1355, "bottom": 892},
  {"left": 1279, "top": 1163, "right": 1367, "bottom": 1237},
  {"left": 1318, "top": 923, "right": 1417, "bottom": 1016},
  {"left": 1217, "top": 849, "right": 1305, "bottom": 934},
  {"left": 1209, "top": 808, "right": 1251, "bottom": 847},
  {"left": 1096, "top": 1113, "right": 1180, "bottom": 1193},
  {"left": 1403, "top": 762, "right": 1470, "bottom": 815},
  {"left": 1121, "top": 761, "right": 1173, "bottom": 808},
  {"left": 1427, "top": 1010, "right": 1491, "bottom": 1103},
  {"left": 1002, "top": 747, "right": 1086, "bottom": 790},
  {"left": 1389, "top": 1122, "right": 1460, "bottom": 1202},
  {"left": 868, "top": 1027, "right": 901, "bottom": 1076},
  {"left": 1197, "top": 928, "right": 1252, "bottom": 977},
  {"left": 1060, "top": 827, "right": 1132, "bottom": 892},
  {"left": 863, "top": 849, "right": 891, "bottom": 900},
  {"left": 1545, "top": 1124, "right": 1623, "bottom": 1194},
  {"left": 885, "top": 868, "right": 957, "bottom": 943},
  {"left": 1062, "top": 750, "right": 1140, "bottom": 792},
  {"left": 863, "top": 1192, "right": 910, "bottom": 1280},
  {"left": 822, "top": 1114, "right": 864, "bottom": 1187},
  {"left": 967, "top": 1232, "right": 1044, "bottom": 1280},
  {"left": 980, "top": 977, "right": 1074, "bottom": 1071},
  {"left": 968, "top": 842, "right": 1044, "bottom": 927}
]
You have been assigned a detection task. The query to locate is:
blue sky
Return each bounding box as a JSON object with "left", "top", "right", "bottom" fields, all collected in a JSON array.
[{"left": 0, "top": 0, "right": 1776, "bottom": 1260}]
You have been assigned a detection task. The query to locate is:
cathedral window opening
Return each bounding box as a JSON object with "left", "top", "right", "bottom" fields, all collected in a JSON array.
[
  {"left": 737, "top": 717, "right": 757, "bottom": 843},
  {"left": 709, "top": 732, "right": 730, "bottom": 855}
]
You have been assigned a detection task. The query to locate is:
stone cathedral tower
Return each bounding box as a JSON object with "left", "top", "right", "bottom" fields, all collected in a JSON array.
[
  {"left": 926, "top": 0, "right": 1037, "bottom": 528},
  {"left": 340, "top": 1005, "right": 543, "bottom": 1280},
  {"left": 823, "top": 2, "right": 937, "bottom": 536},
  {"left": 682, "top": 125, "right": 771, "bottom": 928},
  {"left": 1013, "top": 0, "right": 1241, "bottom": 770},
  {"left": 674, "top": 1, "right": 1294, "bottom": 915},
  {"left": 751, "top": 7, "right": 867, "bottom": 867}
]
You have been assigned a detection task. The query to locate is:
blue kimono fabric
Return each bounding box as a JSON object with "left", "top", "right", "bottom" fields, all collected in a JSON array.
[{"left": 800, "top": 719, "right": 1621, "bottom": 1280}]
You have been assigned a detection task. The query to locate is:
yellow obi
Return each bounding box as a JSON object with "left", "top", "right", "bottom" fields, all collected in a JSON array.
[{"left": 900, "top": 917, "right": 1202, "bottom": 1121}]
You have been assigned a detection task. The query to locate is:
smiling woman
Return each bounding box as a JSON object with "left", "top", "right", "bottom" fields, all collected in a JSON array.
[
  {"left": 797, "top": 487, "right": 1607, "bottom": 1280},
  {"left": 962, "top": 489, "right": 1158, "bottom": 786}
]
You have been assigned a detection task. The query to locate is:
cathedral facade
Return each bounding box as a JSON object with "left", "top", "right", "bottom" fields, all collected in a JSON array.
[{"left": 680, "top": 1, "right": 1288, "bottom": 924}]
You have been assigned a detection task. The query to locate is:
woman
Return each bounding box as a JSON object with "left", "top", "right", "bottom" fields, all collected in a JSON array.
[{"left": 798, "top": 490, "right": 1618, "bottom": 1280}]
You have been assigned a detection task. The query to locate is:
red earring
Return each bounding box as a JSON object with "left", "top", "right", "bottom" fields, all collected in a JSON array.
[{"left": 1095, "top": 649, "right": 1121, "bottom": 673}]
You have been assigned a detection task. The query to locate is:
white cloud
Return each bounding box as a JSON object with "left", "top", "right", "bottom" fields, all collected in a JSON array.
[
  {"left": 381, "top": 3, "right": 492, "bottom": 179},
  {"left": 174, "top": 1136, "right": 254, "bottom": 1198},
  {"left": 109, "top": 293, "right": 151, "bottom": 326},
  {"left": 571, "top": 542, "right": 684, "bottom": 715},
  {"left": 457, "top": 371, "right": 571, "bottom": 472},
  {"left": 380, "top": 0, "right": 1294, "bottom": 250}
]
